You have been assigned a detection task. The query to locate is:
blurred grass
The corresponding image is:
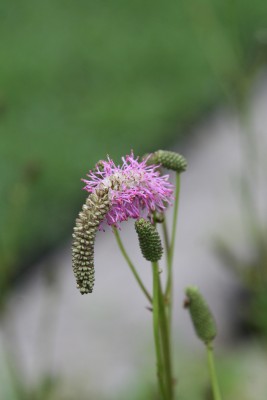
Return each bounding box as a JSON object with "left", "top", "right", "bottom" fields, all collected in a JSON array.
[{"left": 0, "top": 0, "right": 267, "bottom": 298}]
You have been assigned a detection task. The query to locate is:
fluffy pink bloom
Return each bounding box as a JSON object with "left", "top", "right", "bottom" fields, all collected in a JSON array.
[{"left": 82, "top": 152, "right": 173, "bottom": 229}]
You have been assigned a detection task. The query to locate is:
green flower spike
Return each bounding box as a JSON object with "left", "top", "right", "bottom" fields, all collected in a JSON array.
[
  {"left": 147, "top": 150, "right": 187, "bottom": 173},
  {"left": 184, "top": 286, "right": 217, "bottom": 344},
  {"left": 135, "top": 218, "right": 163, "bottom": 262},
  {"left": 72, "top": 188, "right": 110, "bottom": 294}
]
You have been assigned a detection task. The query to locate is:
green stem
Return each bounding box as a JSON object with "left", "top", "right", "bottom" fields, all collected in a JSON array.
[
  {"left": 158, "top": 274, "right": 174, "bottom": 400},
  {"left": 207, "top": 343, "right": 222, "bottom": 400},
  {"left": 162, "top": 219, "right": 170, "bottom": 265},
  {"left": 166, "top": 173, "right": 181, "bottom": 296},
  {"left": 165, "top": 173, "right": 181, "bottom": 339},
  {"left": 152, "top": 262, "right": 166, "bottom": 399},
  {"left": 113, "top": 228, "right": 152, "bottom": 304}
]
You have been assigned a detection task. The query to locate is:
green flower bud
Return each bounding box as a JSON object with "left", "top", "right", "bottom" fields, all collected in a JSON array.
[
  {"left": 185, "top": 286, "right": 217, "bottom": 344},
  {"left": 135, "top": 218, "right": 163, "bottom": 262},
  {"left": 147, "top": 150, "right": 187, "bottom": 173},
  {"left": 72, "top": 188, "right": 110, "bottom": 294}
]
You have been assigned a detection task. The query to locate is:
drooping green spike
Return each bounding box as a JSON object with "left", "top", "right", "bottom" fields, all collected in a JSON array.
[{"left": 72, "top": 188, "right": 110, "bottom": 294}]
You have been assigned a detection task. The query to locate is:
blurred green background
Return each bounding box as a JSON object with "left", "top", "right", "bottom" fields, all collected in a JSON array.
[
  {"left": 1, "top": 0, "right": 267, "bottom": 398},
  {"left": 1, "top": 0, "right": 266, "bottom": 297}
]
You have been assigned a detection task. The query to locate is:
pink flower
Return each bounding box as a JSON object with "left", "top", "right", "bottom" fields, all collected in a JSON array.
[{"left": 82, "top": 152, "right": 173, "bottom": 229}]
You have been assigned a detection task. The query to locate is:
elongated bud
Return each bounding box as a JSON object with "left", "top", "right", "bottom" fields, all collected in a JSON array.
[
  {"left": 72, "top": 188, "right": 110, "bottom": 294},
  {"left": 135, "top": 218, "right": 163, "bottom": 262},
  {"left": 184, "top": 286, "right": 217, "bottom": 344},
  {"left": 147, "top": 150, "right": 187, "bottom": 173}
]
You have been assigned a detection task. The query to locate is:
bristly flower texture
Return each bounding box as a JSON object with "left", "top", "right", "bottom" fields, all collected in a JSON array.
[{"left": 82, "top": 152, "right": 173, "bottom": 229}]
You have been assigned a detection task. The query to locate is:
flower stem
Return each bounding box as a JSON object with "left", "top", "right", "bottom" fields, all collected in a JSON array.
[
  {"left": 158, "top": 273, "right": 174, "bottom": 400},
  {"left": 166, "top": 173, "right": 181, "bottom": 296},
  {"left": 165, "top": 173, "right": 181, "bottom": 337},
  {"left": 207, "top": 343, "right": 222, "bottom": 400},
  {"left": 162, "top": 219, "right": 170, "bottom": 263},
  {"left": 113, "top": 228, "right": 152, "bottom": 304},
  {"left": 152, "top": 262, "right": 167, "bottom": 399}
]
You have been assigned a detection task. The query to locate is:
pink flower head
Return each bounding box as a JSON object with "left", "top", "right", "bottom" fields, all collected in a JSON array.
[{"left": 82, "top": 151, "right": 173, "bottom": 229}]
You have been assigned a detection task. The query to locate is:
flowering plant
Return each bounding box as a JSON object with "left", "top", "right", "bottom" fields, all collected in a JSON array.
[{"left": 72, "top": 150, "right": 221, "bottom": 400}]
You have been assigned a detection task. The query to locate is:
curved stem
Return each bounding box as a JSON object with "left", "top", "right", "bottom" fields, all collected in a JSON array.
[
  {"left": 152, "top": 262, "right": 166, "bottom": 399},
  {"left": 113, "top": 228, "right": 152, "bottom": 304},
  {"left": 207, "top": 343, "right": 222, "bottom": 400}
]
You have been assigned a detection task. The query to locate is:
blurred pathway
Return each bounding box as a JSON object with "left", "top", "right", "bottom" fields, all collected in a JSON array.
[{"left": 1, "top": 75, "right": 267, "bottom": 398}]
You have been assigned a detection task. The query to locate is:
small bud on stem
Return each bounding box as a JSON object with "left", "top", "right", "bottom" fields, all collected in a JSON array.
[
  {"left": 185, "top": 286, "right": 217, "bottom": 344},
  {"left": 147, "top": 150, "right": 187, "bottom": 173},
  {"left": 135, "top": 218, "right": 163, "bottom": 262}
]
